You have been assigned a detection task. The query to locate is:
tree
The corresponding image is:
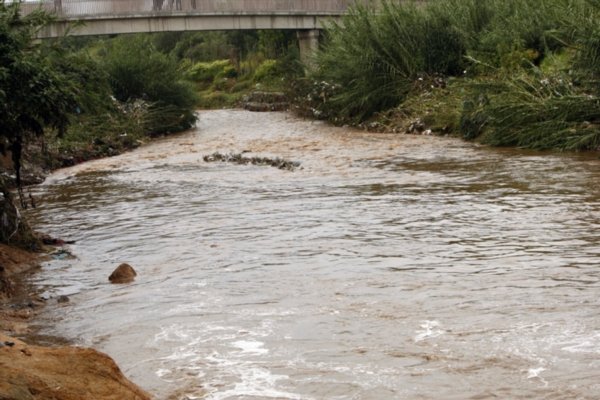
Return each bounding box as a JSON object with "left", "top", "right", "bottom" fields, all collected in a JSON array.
[{"left": 0, "top": 0, "right": 76, "bottom": 245}]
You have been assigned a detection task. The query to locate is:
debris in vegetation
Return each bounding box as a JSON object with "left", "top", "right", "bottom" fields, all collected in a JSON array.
[
  {"left": 242, "top": 91, "right": 289, "bottom": 112},
  {"left": 203, "top": 152, "right": 301, "bottom": 171}
]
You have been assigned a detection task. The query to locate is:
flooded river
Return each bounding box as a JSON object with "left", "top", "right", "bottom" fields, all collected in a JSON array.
[{"left": 27, "top": 110, "right": 600, "bottom": 399}]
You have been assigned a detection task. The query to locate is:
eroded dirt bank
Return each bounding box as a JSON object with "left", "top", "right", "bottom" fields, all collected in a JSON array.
[
  {"left": 0, "top": 333, "right": 151, "bottom": 400},
  {"left": 0, "top": 245, "right": 152, "bottom": 400}
]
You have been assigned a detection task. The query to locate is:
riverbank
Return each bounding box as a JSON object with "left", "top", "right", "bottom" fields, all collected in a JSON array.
[
  {"left": 0, "top": 331, "right": 151, "bottom": 400},
  {"left": 0, "top": 244, "right": 45, "bottom": 337},
  {"left": 0, "top": 234, "right": 154, "bottom": 399}
]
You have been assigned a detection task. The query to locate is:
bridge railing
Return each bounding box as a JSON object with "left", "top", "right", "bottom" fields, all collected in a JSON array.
[{"left": 18, "top": 0, "right": 372, "bottom": 18}]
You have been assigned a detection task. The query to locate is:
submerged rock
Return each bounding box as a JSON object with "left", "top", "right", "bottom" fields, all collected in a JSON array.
[
  {"left": 57, "top": 295, "right": 70, "bottom": 303},
  {"left": 108, "top": 263, "right": 137, "bottom": 284}
]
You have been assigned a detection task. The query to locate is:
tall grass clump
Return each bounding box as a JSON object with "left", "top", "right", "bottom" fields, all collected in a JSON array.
[
  {"left": 313, "top": 1, "right": 467, "bottom": 123},
  {"left": 459, "top": 0, "right": 600, "bottom": 151},
  {"left": 433, "top": 0, "right": 574, "bottom": 69},
  {"left": 460, "top": 74, "right": 600, "bottom": 150}
]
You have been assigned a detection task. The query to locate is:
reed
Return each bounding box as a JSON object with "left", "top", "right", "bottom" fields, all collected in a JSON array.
[
  {"left": 461, "top": 74, "right": 600, "bottom": 150},
  {"left": 311, "top": 0, "right": 600, "bottom": 151},
  {"left": 313, "top": 1, "right": 466, "bottom": 122}
]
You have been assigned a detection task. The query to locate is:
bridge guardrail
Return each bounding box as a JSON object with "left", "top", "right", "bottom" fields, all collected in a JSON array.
[{"left": 18, "top": 0, "right": 374, "bottom": 18}]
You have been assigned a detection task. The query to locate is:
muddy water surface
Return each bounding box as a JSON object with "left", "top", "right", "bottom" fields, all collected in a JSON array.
[{"left": 27, "top": 110, "right": 600, "bottom": 399}]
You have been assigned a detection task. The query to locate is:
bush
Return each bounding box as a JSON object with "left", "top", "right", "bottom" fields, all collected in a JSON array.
[
  {"left": 253, "top": 59, "right": 278, "bottom": 82},
  {"left": 187, "top": 59, "right": 235, "bottom": 83},
  {"left": 101, "top": 36, "right": 198, "bottom": 134}
]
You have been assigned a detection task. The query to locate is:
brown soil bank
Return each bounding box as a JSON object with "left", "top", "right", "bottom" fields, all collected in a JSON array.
[
  {"left": 0, "top": 333, "right": 151, "bottom": 400},
  {"left": 0, "top": 245, "right": 152, "bottom": 400}
]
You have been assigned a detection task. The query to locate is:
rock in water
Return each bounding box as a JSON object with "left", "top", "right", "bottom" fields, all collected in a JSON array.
[
  {"left": 57, "top": 295, "right": 70, "bottom": 303},
  {"left": 108, "top": 263, "right": 137, "bottom": 284}
]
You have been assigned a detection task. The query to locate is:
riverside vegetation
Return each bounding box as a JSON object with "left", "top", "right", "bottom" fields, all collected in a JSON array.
[{"left": 301, "top": 0, "right": 600, "bottom": 152}]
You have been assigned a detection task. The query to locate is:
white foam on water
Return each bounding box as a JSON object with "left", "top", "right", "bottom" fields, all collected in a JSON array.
[
  {"left": 205, "top": 365, "right": 307, "bottom": 400},
  {"left": 527, "top": 367, "right": 546, "bottom": 379},
  {"left": 559, "top": 332, "right": 600, "bottom": 354},
  {"left": 527, "top": 367, "right": 548, "bottom": 387},
  {"left": 232, "top": 340, "right": 269, "bottom": 355},
  {"left": 166, "top": 302, "right": 208, "bottom": 316},
  {"left": 156, "top": 368, "right": 171, "bottom": 378},
  {"left": 178, "top": 280, "right": 208, "bottom": 288},
  {"left": 153, "top": 324, "right": 191, "bottom": 343},
  {"left": 414, "top": 320, "right": 444, "bottom": 342}
]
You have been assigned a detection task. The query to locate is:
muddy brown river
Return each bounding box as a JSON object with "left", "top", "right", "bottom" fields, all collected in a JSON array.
[{"left": 27, "top": 110, "right": 600, "bottom": 399}]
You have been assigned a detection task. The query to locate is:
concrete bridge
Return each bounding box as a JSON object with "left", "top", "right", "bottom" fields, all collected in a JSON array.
[{"left": 19, "top": 0, "right": 376, "bottom": 60}]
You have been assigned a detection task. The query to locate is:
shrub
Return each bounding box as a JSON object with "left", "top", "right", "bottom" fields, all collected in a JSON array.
[
  {"left": 188, "top": 59, "right": 235, "bottom": 83},
  {"left": 253, "top": 59, "right": 278, "bottom": 82},
  {"left": 101, "top": 36, "right": 198, "bottom": 134}
]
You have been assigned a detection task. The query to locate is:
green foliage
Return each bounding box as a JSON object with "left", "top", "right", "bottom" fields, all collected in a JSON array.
[
  {"left": 253, "top": 59, "right": 278, "bottom": 82},
  {"left": 0, "top": 1, "right": 78, "bottom": 200},
  {"left": 50, "top": 100, "right": 147, "bottom": 164},
  {"left": 571, "top": 0, "right": 600, "bottom": 81},
  {"left": 313, "top": 1, "right": 467, "bottom": 123},
  {"left": 101, "top": 35, "right": 198, "bottom": 134},
  {"left": 171, "top": 32, "right": 233, "bottom": 61},
  {"left": 257, "top": 30, "right": 297, "bottom": 59},
  {"left": 0, "top": 1, "right": 78, "bottom": 246},
  {"left": 50, "top": 50, "right": 114, "bottom": 114},
  {"left": 306, "top": 0, "right": 600, "bottom": 152},
  {"left": 455, "top": 0, "right": 600, "bottom": 151},
  {"left": 0, "top": 2, "right": 76, "bottom": 145},
  {"left": 197, "top": 91, "right": 242, "bottom": 109},
  {"left": 187, "top": 59, "right": 235, "bottom": 83},
  {"left": 461, "top": 74, "right": 600, "bottom": 151},
  {"left": 431, "top": 0, "right": 581, "bottom": 69}
]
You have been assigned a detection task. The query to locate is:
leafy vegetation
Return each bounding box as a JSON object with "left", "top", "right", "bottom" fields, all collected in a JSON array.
[
  {"left": 167, "top": 31, "right": 302, "bottom": 108},
  {"left": 313, "top": 1, "right": 467, "bottom": 122},
  {"left": 101, "top": 35, "right": 198, "bottom": 134},
  {"left": 306, "top": 0, "right": 600, "bottom": 151},
  {"left": 0, "top": 2, "right": 76, "bottom": 185},
  {"left": 0, "top": 1, "right": 76, "bottom": 246}
]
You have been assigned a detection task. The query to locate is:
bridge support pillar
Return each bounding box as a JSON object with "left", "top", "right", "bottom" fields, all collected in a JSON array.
[{"left": 297, "top": 29, "right": 320, "bottom": 70}]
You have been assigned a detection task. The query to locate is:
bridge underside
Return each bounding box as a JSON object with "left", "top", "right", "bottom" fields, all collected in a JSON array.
[{"left": 38, "top": 14, "right": 337, "bottom": 37}]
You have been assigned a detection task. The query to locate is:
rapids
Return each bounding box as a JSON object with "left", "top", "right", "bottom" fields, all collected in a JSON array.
[{"left": 27, "top": 110, "right": 600, "bottom": 399}]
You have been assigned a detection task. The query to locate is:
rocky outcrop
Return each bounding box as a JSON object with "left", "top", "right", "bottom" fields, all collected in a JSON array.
[
  {"left": 108, "top": 263, "right": 137, "bottom": 284},
  {"left": 0, "top": 333, "right": 151, "bottom": 400}
]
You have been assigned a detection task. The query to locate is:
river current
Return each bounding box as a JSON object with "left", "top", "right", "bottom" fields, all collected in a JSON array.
[{"left": 27, "top": 110, "right": 600, "bottom": 399}]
